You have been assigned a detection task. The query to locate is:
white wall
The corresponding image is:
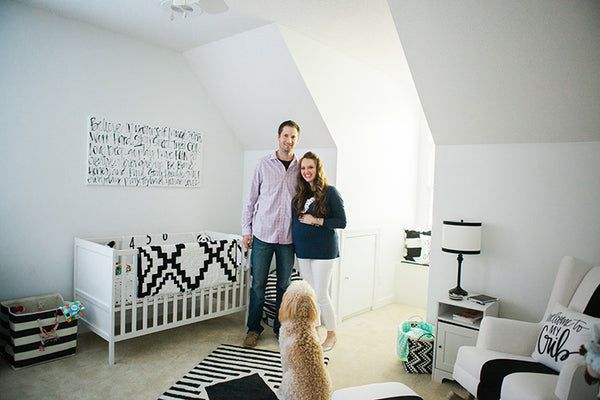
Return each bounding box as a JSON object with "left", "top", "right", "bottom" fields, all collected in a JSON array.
[
  {"left": 427, "top": 142, "right": 600, "bottom": 323},
  {"left": 391, "top": 1, "right": 600, "bottom": 323},
  {"left": 183, "top": 24, "right": 335, "bottom": 151},
  {"left": 0, "top": 3, "right": 244, "bottom": 301},
  {"left": 279, "top": 26, "right": 434, "bottom": 306},
  {"left": 415, "top": 112, "right": 435, "bottom": 229}
]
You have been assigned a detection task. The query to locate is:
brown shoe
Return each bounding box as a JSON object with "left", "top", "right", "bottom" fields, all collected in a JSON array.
[{"left": 243, "top": 331, "right": 259, "bottom": 348}]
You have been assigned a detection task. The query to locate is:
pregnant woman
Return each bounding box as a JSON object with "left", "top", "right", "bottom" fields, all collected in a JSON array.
[{"left": 292, "top": 151, "right": 346, "bottom": 351}]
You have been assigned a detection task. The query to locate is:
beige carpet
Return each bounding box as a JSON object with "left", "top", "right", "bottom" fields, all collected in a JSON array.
[{"left": 0, "top": 303, "right": 470, "bottom": 400}]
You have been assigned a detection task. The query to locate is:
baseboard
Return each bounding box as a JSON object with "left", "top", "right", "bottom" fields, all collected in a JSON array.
[{"left": 373, "top": 295, "right": 395, "bottom": 309}]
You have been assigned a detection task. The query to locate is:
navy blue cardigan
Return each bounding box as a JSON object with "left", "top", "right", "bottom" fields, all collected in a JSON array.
[{"left": 292, "top": 185, "right": 347, "bottom": 259}]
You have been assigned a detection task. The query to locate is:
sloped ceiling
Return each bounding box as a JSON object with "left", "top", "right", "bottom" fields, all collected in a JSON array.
[
  {"left": 16, "top": 0, "right": 410, "bottom": 149},
  {"left": 184, "top": 24, "right": 334, "bottom": 150},
  {"left": 13, "top": 1, "right": 598, "bottom": 146},
  {"left": 16, "top": 0, "right": 409, "bottom": 83},
  {"left": 388, "top": 0, "right": 600, "bottom": 145}
]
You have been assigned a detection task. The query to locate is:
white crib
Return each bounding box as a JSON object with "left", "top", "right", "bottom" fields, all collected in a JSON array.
[{"left": 74, "top": 231, "right": 250, "bottom": 365}]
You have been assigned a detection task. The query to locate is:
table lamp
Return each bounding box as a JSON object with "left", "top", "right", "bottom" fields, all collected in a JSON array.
[{"left": 441, "top": 220, "right": 482, "bottom": 300}]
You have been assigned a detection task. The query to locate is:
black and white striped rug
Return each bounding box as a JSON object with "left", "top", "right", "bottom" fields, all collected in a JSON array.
[{"left": 158, "top": 344, "right": 329, "bottom": 400}]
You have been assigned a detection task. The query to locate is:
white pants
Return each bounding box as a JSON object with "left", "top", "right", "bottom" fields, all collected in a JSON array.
[{"left": 297, "top": 258, "right": 337, "bottom": 331}]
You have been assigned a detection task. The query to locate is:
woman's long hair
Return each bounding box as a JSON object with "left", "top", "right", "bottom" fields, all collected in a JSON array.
[{"left": 293, "top": 152, "right": 328, "bottom": 217}]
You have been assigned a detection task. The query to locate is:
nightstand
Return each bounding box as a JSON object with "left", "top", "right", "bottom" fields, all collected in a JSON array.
[{"left": 432, "top": 297, "right": 499, "bottom": 383}]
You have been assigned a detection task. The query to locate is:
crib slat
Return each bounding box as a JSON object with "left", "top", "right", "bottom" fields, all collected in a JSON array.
[
  {"left": 240, "top": 253, "right": 246, "bottom": 307},
  {"left": 163, "top": 296, "right": 168, "bottom": 325},
  {"left": 191, "top": 290, "right": 197, "bottom": 318},
  {"left": 120, "top": 306, "right": 125, "bottom": 335},
  {"left": 232, "top": 276, "right": 238, "bottom": 308},
  {"left": 120, "top": 268, "right": 126, "bottom": 336},
  {"left": 225, "top": 284, "right": 230, "bottom": 310},
  {"left": 131, "top": 297, "right": 138, "bottom": 333},
  {"left": 233, "top": 249, "right": 241, "bottom": 308},
  {"left": 173, "top": 293, "right": 178, "bottom": 323},
  {"left": 241, "top": 265, "right": 247, "bottom": 306},
  {"left": 237, "top": 261, "right": 244, "bottom": 307},
  {"left": 142, "top": 296, "right": 148, "bottom": 330},
  {"left": 182, "top": 291, "right": 188, "bottom": 320},
  {"left": 237, "top": 265, "right": 244, "bottom": 307},
  {"left": 153, "top": 296, "right": 158, "bottom": 327}
]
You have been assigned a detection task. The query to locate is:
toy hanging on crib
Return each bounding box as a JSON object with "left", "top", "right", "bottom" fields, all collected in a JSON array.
[{"left": 58, "top": 301, "right": 85, "bottom": 323}]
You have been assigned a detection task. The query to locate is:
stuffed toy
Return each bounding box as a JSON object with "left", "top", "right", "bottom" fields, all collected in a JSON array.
[{"left": 580, "top": 322, "right": 600, "bottom": 397}]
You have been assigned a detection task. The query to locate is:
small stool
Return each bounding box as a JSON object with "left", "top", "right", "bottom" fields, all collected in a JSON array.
[{"left": 332, "top": 382, "right": 422, "bottom": 400}]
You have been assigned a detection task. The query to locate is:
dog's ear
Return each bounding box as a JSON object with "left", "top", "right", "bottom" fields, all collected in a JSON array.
[
  {"left": 306, "top": 294, "right": 319, "bottom": 324},
  {"left": 279, "top": 291, "right": 292, "bottom": 322}
]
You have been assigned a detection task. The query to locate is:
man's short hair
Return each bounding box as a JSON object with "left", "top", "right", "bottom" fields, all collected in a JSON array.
[{"left": 278, "top": 120, "right": 300, "bottom": 136}]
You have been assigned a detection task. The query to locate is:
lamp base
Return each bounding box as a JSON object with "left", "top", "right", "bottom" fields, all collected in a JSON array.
[
  {"left": 448, "top": 286, "right": 468, "bottom": 301},
  {"left": 448, "top": 292, "right": 463, "bottom": 301}
]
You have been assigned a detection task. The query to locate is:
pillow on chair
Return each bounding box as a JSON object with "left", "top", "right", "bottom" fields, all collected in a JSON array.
[{"left": 531, "top": 303, "right": 600, "bottom": 372}]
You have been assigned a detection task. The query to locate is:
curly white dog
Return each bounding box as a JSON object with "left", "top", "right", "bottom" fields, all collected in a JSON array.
[{"left": 278, "top": 280, "right": 332, "bottom": 400}]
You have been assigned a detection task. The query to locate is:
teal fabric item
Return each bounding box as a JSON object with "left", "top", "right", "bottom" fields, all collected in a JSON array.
[{"left": 397, "top": 319, "right": 435, "bottom": 361}]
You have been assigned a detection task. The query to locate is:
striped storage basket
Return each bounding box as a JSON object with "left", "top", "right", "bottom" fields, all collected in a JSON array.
[{"left": 0, "top": 294, "right": 78, "bottom": 369}]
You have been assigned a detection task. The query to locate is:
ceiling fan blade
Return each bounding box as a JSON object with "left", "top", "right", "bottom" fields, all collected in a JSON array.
[{"left": 196, "top": 0, "right": 228, "bottom": 14}]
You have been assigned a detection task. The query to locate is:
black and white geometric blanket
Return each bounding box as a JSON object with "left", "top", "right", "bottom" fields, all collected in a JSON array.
[
  {"left": 158, "top": 344, "right": 329, "bottom": 400},
  {"left": 137, "top": 240, "right": 238, "bottom": 298}
]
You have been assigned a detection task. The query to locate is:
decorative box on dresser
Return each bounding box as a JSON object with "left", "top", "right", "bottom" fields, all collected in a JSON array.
[{"left": 432, "top": 297, "right": 499, "bottom": 383}]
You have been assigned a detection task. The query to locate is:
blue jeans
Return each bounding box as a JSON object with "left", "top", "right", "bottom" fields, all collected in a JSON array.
[{"left": 246, "top": 236, "right": 294, "bottom": 335}]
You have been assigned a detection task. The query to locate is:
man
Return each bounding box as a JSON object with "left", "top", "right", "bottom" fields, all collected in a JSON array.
[{"left": 241, "top": 120, "right": 300, "bottom": 347}]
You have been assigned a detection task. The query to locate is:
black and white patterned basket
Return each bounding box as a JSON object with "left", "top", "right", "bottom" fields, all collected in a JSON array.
[{"left": 402, "top": 332, "right": 434, "bottom": 374}]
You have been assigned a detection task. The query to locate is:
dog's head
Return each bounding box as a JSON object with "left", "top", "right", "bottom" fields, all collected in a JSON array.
[{"left": 279, "top": 280, "right": 319, "bottom": 324}]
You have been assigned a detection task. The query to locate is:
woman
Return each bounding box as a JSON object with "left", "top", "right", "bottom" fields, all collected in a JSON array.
[{"left": 292, "top": 151, "right": 347, "bottom": 351}]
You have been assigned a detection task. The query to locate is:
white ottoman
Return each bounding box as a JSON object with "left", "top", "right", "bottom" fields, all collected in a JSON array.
[{"left": 332, "top": 382, "right": 422, "bottom": 400}]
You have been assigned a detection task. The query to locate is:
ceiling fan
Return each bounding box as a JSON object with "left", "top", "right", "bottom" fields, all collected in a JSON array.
[{"left": 160, "top": 0, "right": 229, "bottom": 20}]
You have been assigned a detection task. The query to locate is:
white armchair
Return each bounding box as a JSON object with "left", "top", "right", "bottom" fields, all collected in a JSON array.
[{"left": 453, "top": 256, "right": 600, "bottom": 400}]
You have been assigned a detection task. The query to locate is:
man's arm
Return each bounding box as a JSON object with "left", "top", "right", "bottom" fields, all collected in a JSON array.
[{"left": 241, "top": 161, "right": 262, "bottom": 249}]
